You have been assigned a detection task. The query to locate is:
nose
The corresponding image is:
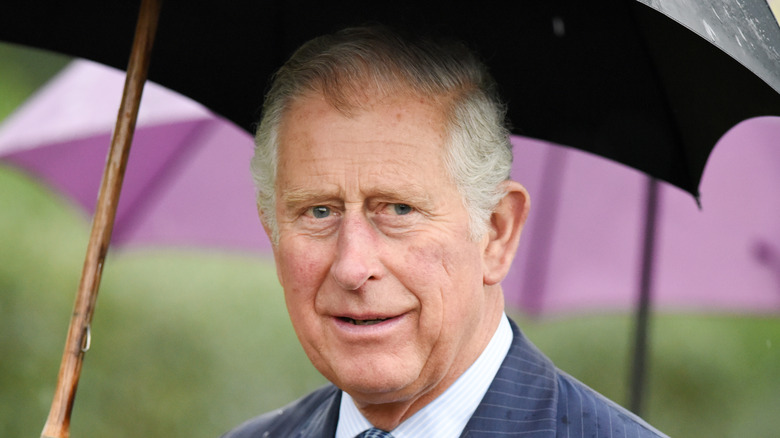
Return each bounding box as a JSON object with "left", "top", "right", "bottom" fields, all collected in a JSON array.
[{"left": 330, "top": 213, "right": 383, "bottom": 291}]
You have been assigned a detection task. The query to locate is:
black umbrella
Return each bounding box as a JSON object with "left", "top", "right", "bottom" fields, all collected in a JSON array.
[
  {"left": 2, "top": 0, "right": 779, "bottom": 436},
  {"left": 3, "top": 0, "right": 779, "bottom": 196}
]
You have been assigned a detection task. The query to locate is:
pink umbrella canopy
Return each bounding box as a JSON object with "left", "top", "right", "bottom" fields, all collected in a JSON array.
[
  {"left": 0, "top": 59, "right": 270, "bottom": 253},
  {"left": 2, "top": 58, "right": 778, "bottom": 315},
  {"left": 506, "top": 116, "right": 780, "bottom": 315}
]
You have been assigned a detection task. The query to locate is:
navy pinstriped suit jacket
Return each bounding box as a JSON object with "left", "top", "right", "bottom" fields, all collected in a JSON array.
[{"left": 222, "top": 319, "right": 668, "bottom": 437}]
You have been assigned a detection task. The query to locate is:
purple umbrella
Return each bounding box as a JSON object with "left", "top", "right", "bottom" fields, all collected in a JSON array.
[
  {"left": 506, "top": 117, "right": 780, "bottom": 316},
  {"left": 0, "top": 59, "right": 270, "bottom": 253}
]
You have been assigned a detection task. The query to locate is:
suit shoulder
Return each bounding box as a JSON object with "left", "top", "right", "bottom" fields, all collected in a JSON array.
[
  {"left": 220, "top": 385, "right": 340, "bottom": 438},
  {"left": 555, "top": 371, "right": 668, "bottom": 437}
]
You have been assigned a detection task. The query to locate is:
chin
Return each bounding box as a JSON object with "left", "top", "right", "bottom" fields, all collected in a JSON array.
[{"left": 328, "top": 361, "right": 425, "bottom": 403}]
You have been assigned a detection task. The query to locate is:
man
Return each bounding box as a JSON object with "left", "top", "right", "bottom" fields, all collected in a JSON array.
[{"left": 224, "top": 26, "right": 667, "bottom": 437}]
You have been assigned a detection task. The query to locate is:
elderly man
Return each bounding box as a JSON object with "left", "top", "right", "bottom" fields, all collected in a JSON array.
[{"left": 223, "top": 26, "right": 667, "bottom": 438}]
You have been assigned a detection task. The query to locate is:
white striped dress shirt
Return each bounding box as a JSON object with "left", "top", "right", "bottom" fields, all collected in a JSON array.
[{"left": 335, "top": 313, "right": 513, "bottom": 438}]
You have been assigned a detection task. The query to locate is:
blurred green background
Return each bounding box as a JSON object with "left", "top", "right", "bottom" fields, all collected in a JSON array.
[{"left": 2, "top": 42, "right": 779, "bottom": 437}]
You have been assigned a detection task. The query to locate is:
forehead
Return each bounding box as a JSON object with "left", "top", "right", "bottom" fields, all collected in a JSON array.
[
  {"left": 276, "top": 92, "right": 452, "bottom": 189},
  {"left": 280, "top": 90, "right": 447, "bottom": 142}
]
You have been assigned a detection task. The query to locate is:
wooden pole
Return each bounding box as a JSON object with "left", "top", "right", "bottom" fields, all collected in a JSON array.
[{"left": 41, "top": 1, "right": 161, "bottom": 436}]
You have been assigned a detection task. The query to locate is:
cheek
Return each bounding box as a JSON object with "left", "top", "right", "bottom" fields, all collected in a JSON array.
[
  {"left": 404, "top": 237, "right": 481, "bottom": 285},
  {"left": 275, "top": 242, "right": 332, "bottom": 351},
  {"left": 401, "top": 240, "right": 486, "bottom": 370},
  {"left": 402, "top": 243, "right": 448, "bottom": 290},
  {"left": 275, "top": 239, "right": 331, "bottom": 301},
  {"left": 401, "top": 237, "right": 484, "bottom": 319}
]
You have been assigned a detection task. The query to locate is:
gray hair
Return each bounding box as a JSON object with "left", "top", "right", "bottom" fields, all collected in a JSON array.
[{"left": 251, "top": 26, "right": 513, "bottom": 243}]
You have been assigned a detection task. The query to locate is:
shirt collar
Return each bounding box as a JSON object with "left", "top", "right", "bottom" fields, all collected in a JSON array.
[{"left": 335, "top": 313, "right": 513, "bottom": 438}]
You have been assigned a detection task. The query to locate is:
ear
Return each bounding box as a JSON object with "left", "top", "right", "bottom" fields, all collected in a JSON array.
[
  {"left": 482, "top": 180, "right": 530, "bottom": 285},
  {"left": 257, "top": 203, "right": 272, "bottom": 237}
]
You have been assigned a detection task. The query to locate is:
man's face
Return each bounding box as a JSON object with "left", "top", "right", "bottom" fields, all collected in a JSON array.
[{"left": 269, "top": 92, "right": 503, "bottom": 410}]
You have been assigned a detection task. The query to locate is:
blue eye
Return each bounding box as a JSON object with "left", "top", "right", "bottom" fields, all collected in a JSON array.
[
  {"left": 393, "top": 203, "right": 413, "bottom": 215},
  {"left": 311, "top": 206, "right": 331, "bottom": 218}
]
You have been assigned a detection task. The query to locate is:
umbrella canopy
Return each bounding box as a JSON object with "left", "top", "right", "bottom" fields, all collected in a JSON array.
[
  {"left": 0, "top": 59, "right": 269, "bottom": 252},
  {"left": 505, "top": 116, "right": 780, "bottom": 315},
  {"left": 2, "top": 0, "right": 779, "bottom": 198}
]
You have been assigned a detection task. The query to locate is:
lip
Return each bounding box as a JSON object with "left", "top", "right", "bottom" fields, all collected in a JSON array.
[{"left": 330, "top": 312, "right": 408, "bottom": 337}]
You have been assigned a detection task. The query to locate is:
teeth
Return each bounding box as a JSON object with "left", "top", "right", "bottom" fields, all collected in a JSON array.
[{"left": 348, "top": 318, "right": 388, "bottom": 326}]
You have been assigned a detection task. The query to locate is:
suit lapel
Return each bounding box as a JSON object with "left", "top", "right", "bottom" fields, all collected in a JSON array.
[
  {"left": 291, "top": 387, "right": 342, "bottom": 438},
  {"left": 460, "top": 320, "right": 558, "bottom": 438}
]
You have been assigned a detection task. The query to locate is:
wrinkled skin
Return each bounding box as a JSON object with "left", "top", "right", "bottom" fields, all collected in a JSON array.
[{"left": 264, "top": 92, "right": 529, "bottom": 430}]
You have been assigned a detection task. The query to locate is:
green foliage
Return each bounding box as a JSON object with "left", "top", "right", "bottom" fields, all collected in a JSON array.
[{"left": 0, "top": 43, "right": 70, "bottom": 120}]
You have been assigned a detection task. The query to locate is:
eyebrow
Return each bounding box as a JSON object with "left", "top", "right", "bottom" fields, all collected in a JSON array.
[
  {"left": 280, "top": 185, "right": 435, "bottom": 210},
  {"left": 368, "top": 187, "right": 434, "bottom": 208},
  {"left": 280, "top": 188, "right": 340, "bottom": 210}
]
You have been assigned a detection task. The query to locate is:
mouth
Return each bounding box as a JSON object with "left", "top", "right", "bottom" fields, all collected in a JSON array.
[{"left": 338, "top": 317, "right": 391, "bottom": 326}]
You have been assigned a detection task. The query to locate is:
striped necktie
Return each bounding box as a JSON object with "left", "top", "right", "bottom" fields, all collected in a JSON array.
[{"left": 355, "top": 427, "right": 394, "bottom": 438}]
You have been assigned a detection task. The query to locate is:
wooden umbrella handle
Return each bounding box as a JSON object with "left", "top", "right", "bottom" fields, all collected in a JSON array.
[{"left": 41, "top": 1, "right": 162, "bottom": 437}]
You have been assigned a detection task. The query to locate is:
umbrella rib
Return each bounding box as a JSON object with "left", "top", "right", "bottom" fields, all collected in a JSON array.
[
  {"left": 627, "top": 1, "right": 696, "bottom": 198},
  {"left": 628, "top": 176, "right": 661, "bottom": 416}
]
